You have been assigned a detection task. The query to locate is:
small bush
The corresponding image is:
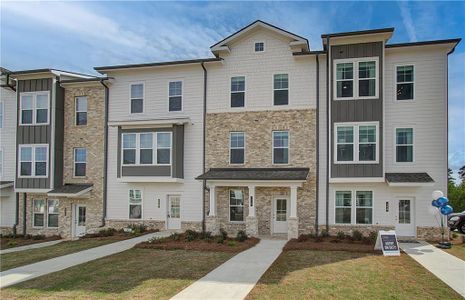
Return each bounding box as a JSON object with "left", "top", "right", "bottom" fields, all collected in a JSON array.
[
  {"left": 219, "top": 228, "right": 228, "bottom": 240},
  {"left": 170, "top": 233, "right": 181, "bottom": 241},
  {"left": 314, "top": 236, "right": 323, "bottom": 243},
  {"left": 320, "top": 230, "right": 330, "bottom": 238},
  {"left": 128, "top": 224, "right": 147, "bottom": 235},
  {"left": 336, "top": 231, "right": 346, "bottom": 240},
  {"left": 236, "top": 230, "right": 248, "bottom": 242},
  {"left": 32, "top": 234, "right": 46, "bottom": 240},
  {"left": 297, "top": 234, "right": 310, "bottom": 242},
  {"left": 215, "top": 235, "right": 225, "bottom": 244},
  {"left": 352, "top": 230, "right": 363, "bottom": 241},
  {"left": 7, "top": 241, "right": 17, "bottom": 247},
  {"left": 368, "top": 231, "right": 378, "bottom": 244},
  {"left": 185, "top": 230, "right": 199, "bottom": 242},
  {"left": 199, "top": 231, "right": 212, "bottom": 240},
  {"left": 228, "top": 240, "right": 237, "bottom": 247},
  {"left": 452, "top": 232, "right": 458, "bottom": 239},
  {"left": 147, "top": 237, "right": 162, "bottom": 244}
]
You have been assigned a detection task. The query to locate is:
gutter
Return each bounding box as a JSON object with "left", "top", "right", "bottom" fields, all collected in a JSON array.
[
  {"left": 325, "top": 36, "right": 330, "bottom": 233},
  {"left": 315, "top": 54, "right": 320, "bottom": 235},
  {"left": 201, "top": 62, "right": 207, "bottom": 232},
  {"left": 22, "top": 193, "right": 27, "bottom": 235},
  {"left": 13, "top": 193, "right": 19, "bottom": 236},
  {"left": 99, "top": 78, "right": 110, "bottom": 227}
]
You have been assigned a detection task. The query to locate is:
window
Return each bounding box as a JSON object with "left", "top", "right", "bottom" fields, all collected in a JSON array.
[
  {"left": 334, "top": 58, "right": 378, "bottom": 99},
  {"left": 74, "top": 148, "right": 87, "bottom": 177},
  {"left": 20, "top": 92, "right": 49, "bottom": 125},
  {"left": 396, "top": 128, "right": 414, "bottom": 162},
  {"left": 273, "top": 131, "right": 289, "bottom": 164},
  {"left": 169, "top": 81, "right": 182, "bottom": 111},
  {"left": 396, "top": 65, "right": 414, "bottom": 100},
  {"left": 122, "top": 132, "right": 171, "bottom": 165},
  {"left": 33, "top": 199, "right": 45, "bottom": 227},
  {"left": 130, "top": 83, "right": 144, "bottom": 113},
  {"left": 156, "top": 132, "right": 171, "bottom": 164},
  {"left": 230, "top": 132, "right": 245, "bottom": 164},
  {"left": 122, "top": 133, "right": 136, "bottom": 165},
  {"left": 356, "top": 191, "right": 373, "bottom": 224},
  {"left": 231, "top": 76, "right": 245, "bottom": 107},
  {"left": 254, "top": 42, "right": 264, "bottom": 52},
  {"left": 75, "top": 96, "right": 87, "bottom": 125},
  {"left": 129, "top": 189, "right": 142, "bottom": 219},
  {"left": 19, "top": 144, "right": 48, "bottom": 177},
  {"left": 47, "top": 199, "right": 59, "bottom": 227},
  {"left": 0, "top": 101, "right": 3, "bottom": 128},
  {"left": 335, "top": 191, "right": 352, "bottom": 224},
  {"left": 273, "top": 74, "right": 289, "bottom": 105},
  {"left": 335, "top": 123, "right": 378, "bottom": 163},
  {"left": 229, "top": 189, "right": 244, "bottom": 222},
  {"left": 140, "top": 133, "right": 153, "bottom": 164}
]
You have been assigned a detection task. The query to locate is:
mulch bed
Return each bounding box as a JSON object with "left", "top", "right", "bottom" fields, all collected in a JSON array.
[
  {"left": 284, "top": 236, "right": 380, "bottom": 253},
  {"left": 81, "top": 229, "right": 159, "bottom": 241},
  {"left": 0, "top": 235, "right": 61, "bottom": 250}
]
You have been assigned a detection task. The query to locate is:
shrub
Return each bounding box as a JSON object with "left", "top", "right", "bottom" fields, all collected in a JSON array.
[
  {"left": 185, "top": 230, "right": 199, "bottom": 242},
  {"left": 336, "top": 231, "right": 346, "bottom": 240},
  {"left": 236, "top": 230, "right": 248, "bottom": 242},
  {"left": 170, "top": 233, "right": 181, "bottom": 241},
  {"left": 219, "top": 228, "right": 228, "bottom": 240},
  {"left": 7, "top": 241, "right": 17, "bottom": 247},
  {"left": 320, "top": 230, "right": 330, "bottom": 238},
  {"left": 352, "top": 230, "right": 363, "bottom": 241},
  {"left": 228, "top": 240, "right": 237, "bottom": 247},
  {"left": 32, "top": 234, "right": 46, "bottom": 240},
  {"left": 147, "top": 237, "right": 162, "bottom": 244},
  {"left": 368, "top": 231, "right": 378, "bottom": 244},
  {"left": 99, "top": 228, "right": 116, "bottom": 237},
  {"left": 128, "top": 224, "right": 147, "bottom": 235},
  {"left": 314, "top": 236, "right": 323, "bottom": 243},
  {"left": 199, "top": 231, "right": 212, "bottom": 240},
  {"left": 297, "top": 234, "right": 309, "bottom": 242},
  {"left": 215, "top": 235, "right": 225, "bottom": 244}
]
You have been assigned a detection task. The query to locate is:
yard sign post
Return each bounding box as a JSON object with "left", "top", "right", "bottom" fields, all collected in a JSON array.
[{"left": 374, "top": 230, "right": 400, "bottom": 256}]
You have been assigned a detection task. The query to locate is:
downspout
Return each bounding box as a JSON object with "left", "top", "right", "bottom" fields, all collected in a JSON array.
[
  {"left": 325, "top": 36, "right": 330, "bottom": 233},
  {"left": 22, "top": 193, "right": 27, "bottom": 235},
  {"left": 13, "top": 193, "right": 19, "bottom": 236},
  {"left": 315, "top": 54, "right": 320, "bottom": 235},
  {"left": 201, "top": 62, "right": 207, "bottom": 232},
  {"left": 99, "top": 79, "right": 110, "bottom": 227}
]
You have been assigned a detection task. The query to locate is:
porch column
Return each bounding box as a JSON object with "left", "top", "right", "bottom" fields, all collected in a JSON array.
[
  {"left": 290, "top": 185, "right": 298, "bottom": 218},
  {"left": 208, "top": 185, "right": 216, "bottom": 217},
  {"left": 248, "top": 185, "right": 255, "bottom": 217}
]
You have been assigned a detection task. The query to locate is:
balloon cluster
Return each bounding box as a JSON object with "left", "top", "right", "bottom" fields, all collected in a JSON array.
[{"left": 431, "top": 190, "right": 453, "bottom": 215}]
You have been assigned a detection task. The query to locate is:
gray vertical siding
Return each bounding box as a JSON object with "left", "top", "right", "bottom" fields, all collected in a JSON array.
[
  {"left": 53, "top": 82, "right": 65, "bottom": 188},
  {"left": 330, "top": 42, "right": 383, "bottom": 178},
  {"left": 172, "top": 125, "right": 184, "bottom": 178}
]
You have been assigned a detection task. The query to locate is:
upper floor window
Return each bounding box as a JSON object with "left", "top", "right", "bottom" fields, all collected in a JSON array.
[
  {"left": 122, "top": 132, "right": 172, "bottom": 166},
  {"left": 19, "top": 144, "right": 48, "bottom": 177},
  {"left": 130, "top": 83, "right": 144, "bottom": 114},
  {"left": 396, "top": 65, "right": 414, "bottom": 100},
  {"left": 74, "top": 148, "right": 87, "bottom": 177},
  {"left": 273, "top": 74, "right": 289, "bottom": 105},
  {"left": 20, "top": 92, "right": 49, "bottom": 125},
  {"left": 273, "top": 131, "right": 289, "bottom": 164},
  {"left": 231, "top": 76, "right": 245, "bottom": 107},
  {"left": 230, "top": 132, "right": 245, "bottom": 164},
  {"left": 169, "top": 81, "right": 182, "bottom": 111},
  {"left": 335, "top": 123, "right": 378, "bottom": 163},
  {"left": 334, "top": 58, "right": 378, "bottom": 100},
  {"left": 396, "top": 128, "right": 414, "bottom": 162},
  {"left": 75, "top": 96, "right": 87, "bottom": 125},
  {"left": 254, "top": 42, "right": 265, "bottom": 52}
]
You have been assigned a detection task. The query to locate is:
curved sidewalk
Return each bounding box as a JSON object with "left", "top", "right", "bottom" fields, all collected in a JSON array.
[{"left": 1, "top": 240, "right": 63, "bottom": 254}]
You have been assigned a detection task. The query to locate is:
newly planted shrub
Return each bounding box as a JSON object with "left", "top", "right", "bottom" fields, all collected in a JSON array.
[
  {"left": 200, "top": 231, "right": 212, "bottom": 240},
  {"left": 219, "top": 228, "right": 228, "bottom": 240},
  {"left": 336, "top": 231, "right": 346, "bottom": 240},
  {"left": 297, "top": 234, "right": 309, "bottom": 242},
  {"left": 215, "top": 235, "right": 225, "bottom": 244},
  {"left": 228, "top": 240, "right": 237, "bottom": 247},
  {"left": 32, "top": 234, "right": 46, "bottom": 240},
  {"left": 170, "top": 233, "right": 181, "bottom": 241},
  {"left": 352, "top": 230, "right": 363, "bottom": 241},
  {"left": 368, "top": 231, "right": 378, "bottom": 244},
  {"left": 236, "top": 230, "right": 248, "bottom": 242},
  {"left": 320, "top": 230, "right": 330, "bottom": 238},
  {"left": 185, "top": 230, "right": 199, "bottom": 242}
]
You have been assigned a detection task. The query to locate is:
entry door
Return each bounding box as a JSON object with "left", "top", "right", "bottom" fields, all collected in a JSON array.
[
  {"left": 74, "top": 205, "right": 87, "bottom": 237},
  {"left": 273, "top": 197, "right": 289, "bottom": 234},
  {"left": 395, "top": 199, "right": 415, "bottom": 237},
  {"left": 167, "top": 196, "right": 181, "bottom": 230}
]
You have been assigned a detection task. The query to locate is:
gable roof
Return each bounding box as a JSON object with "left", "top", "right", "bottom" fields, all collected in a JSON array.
[{"left": 210, "top": 20, "right": 309, "bottom": 53}]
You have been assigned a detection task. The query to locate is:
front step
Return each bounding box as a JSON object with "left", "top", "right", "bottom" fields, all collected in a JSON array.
[{"left": 259, "top": 234, "right": 288, "bottom": 240}]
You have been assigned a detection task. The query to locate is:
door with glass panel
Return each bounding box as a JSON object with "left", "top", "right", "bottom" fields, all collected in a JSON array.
[
  {"left": 395, "top": 198, "right": 415, "bottom": 237},
  {"left": 273, "top": 197, "right": 289, "bottom": 234},
  {"left": 167, "top": 195, "right": 181, "bottom": 230},
  {"left": 73, "top": 205, "right": 87, "bottom": 237}
]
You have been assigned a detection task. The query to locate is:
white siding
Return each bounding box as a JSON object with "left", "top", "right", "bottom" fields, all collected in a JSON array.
[{"left": 1, "top": 187, "right": 15, "bottom": 226}]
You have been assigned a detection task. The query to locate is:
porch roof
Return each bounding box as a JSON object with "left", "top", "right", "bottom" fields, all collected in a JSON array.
[
  {"left": 196, "top": 168, "right": 310, "bottom": 181},
  {"left": 385, "top": 172, "right": 434, "bottom": 186},
  {"left": 0, "top": 181, "right": 14, "bottom": 189},
  {"left": 47, "top": 184, "right": 93, "bottom": 198}
]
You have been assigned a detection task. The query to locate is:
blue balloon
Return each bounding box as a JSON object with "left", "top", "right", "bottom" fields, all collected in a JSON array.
[
  {"left": 440, "top": 205, "right": 453, "bottom": 215},
  {"left": 431, "top": 200, "right": 440, "bottom": 208},
  {"left": 437, "top": 197, "right": 449, "bottom": 207}
]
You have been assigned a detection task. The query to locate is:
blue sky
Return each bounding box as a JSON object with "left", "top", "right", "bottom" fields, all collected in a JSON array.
[{"left": 1, "top": 1, "right": 464, "bottom": 178}]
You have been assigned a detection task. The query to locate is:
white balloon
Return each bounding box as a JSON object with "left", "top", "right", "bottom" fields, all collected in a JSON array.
[
  {"left": 432, "top": 190, "right": 443, "bottom": 200},
  {"left": 428, "top": 205, "right": 439, "bottom": 216}
]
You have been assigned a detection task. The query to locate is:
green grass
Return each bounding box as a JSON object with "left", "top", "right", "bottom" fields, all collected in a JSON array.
[
  {"left": 444, "top": 243, "right": 465, "bottom": 261},
  {"left": 247, "top": 250, "right": 462, "bottom": 300},
  {"left": 2, "top": 249, "right": 234, "bottom": 299}
]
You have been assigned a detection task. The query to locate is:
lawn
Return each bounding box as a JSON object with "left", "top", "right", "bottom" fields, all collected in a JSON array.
[
  {"left": 444, "top": 243, "right": 465, "bottom": 261},
  {"left": 247, "top": 250, "right": 462, "bottom": 300},
  {"left": 2, "top": 249, "right": 234, "bottom": 299}
]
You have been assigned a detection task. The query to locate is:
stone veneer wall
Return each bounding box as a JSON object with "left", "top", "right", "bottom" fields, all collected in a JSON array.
[{"left": 326, "top": 225, "right": 395, "bottom": 237}]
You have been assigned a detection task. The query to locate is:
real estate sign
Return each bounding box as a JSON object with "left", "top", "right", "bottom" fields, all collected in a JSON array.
[{"left": 374, "top": 230, "right": 400, "bottom": 256}]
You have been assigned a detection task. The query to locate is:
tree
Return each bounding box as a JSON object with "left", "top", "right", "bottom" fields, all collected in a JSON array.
[
  {"left": 458, "top": 165, "right": 465, "bottom": 181},
  {"left": 448, "top": 168, "right": 455, "bottom": 184}
]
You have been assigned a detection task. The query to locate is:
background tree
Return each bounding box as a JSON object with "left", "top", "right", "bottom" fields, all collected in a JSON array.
[
  {"left": 458, "top": 165, "right": 465, "bottom": 181},
  {"left": 448, "top": 167, "right": 465, "bottom": 213}
]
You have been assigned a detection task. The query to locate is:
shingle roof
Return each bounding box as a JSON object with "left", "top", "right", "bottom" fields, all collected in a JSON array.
[
  {"left": 0, "top": 181, "right": 14, "bottom": 188},
  {"left": 385, "top": 173, "right": 434, "bottom": 183},
  {"left": 48, "top": 184, "right": 93, "bottom": 195},
  {"left": 196, "top": 168, "right": 310, "bottom": 181}
]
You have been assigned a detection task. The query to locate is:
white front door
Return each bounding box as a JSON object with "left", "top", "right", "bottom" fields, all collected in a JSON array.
[
  {"left": 395, "top": 198, "right": 415, "bottom": 237},
  {"left": 273, "top": 197, "right": 289, "bottom": 234},
  {"left": 167, "top": 196, "right": 181, "bottom": 230},
  {"left": 74, "top": 205, "right": 87, "bottom": 237}
]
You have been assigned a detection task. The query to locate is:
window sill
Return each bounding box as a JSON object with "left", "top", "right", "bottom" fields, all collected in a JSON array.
[
  {"left": 117, "top": 177, "right": 183, "bottom": 183},
  {"left": 334, "top": 161, "right": 379, "bottom": 165}
]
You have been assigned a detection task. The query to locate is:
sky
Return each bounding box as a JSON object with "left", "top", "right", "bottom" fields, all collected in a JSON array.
[{"left": 1, "top": 1, "right": 464, "bottom": 179}]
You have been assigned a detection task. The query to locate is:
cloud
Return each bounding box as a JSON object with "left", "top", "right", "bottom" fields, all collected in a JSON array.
[{"left": 398, "top": 1, "right": 417, "bottom": 41}]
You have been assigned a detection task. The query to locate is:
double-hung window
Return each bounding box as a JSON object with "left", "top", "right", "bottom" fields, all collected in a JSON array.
[
  {"left": 75, "top": 96, "right": 87, "bottom": 125},
  {"left": 396, "top": 65, "right": 414, "bottom": 100},
  {"left": 169, "top": 81, "right": 182, "bottom": 111},
  {"left": 335, "top": 58, "right": 378, "bottom": 99},
  {"left": 20, "top": 92, "right": 49, "bottom": 125},
  {"left": 231, "top": 76, "right": 245, "bottom": 107},
  {"left": 336, "top": 63, "right": 354, "bottom": 98},
  {"left": 229, "top": 189, "right": 244, "bottom": 222},
  {"left": 273, "top": 131, "right": 289, "bottom": 164},
  {"left": 130, "top": 83, "right": 144, "bottom": 114},
  {"left": 356, "top": 191, "right": 373, "bottom": 224},
  {"left": 139, "top": 133, "right": 153, "bottom": 164},
  {"left": 122, "top": 132, "right": 171, "bottom": 165},
  {"left": 74, "top": 148, "right": 87, "bottom": 177},
  {"left": 122, "top": 134, "right": 137, "bottom": 165},
  {"left": 129, "top": 189, "right": 142, "bottom": 219},
  {"left": 273, "top": 74, "right": 289, "bottom": 105},
  {"left": 396, "top": 128, "right": 414, "bottom": 162},
  {"left": 47, "top": 199, "right": 59, "bottom": 228},
  {"left": 156, "top": 132, "right": 171, "bottom": 164},
  {"left": 33, "top": 199, "right": 46, "bottom": 227},
  {"left": 335, "top": 191, "right": 352, "bottom": 224},
  {"left": 19, "top": 144, "right": 48, "bottom": 177},
  {"left": 230, "top": 132, "right": 245, "bottom": 164},
  {"left": 334, "top": 190, "right": 373, "bottom": 225},
  {"left": 335, "top": 123, "right": 378, "bottom": 163}
]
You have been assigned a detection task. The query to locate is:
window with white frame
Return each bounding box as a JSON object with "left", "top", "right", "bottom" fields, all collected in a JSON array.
[
  {"left": 75, "top": 96, "right": 87, "bottom": 125},
  {"left": 20, "top": 92, "right": 49, "bottom": 125},
  {"left": 122, "top": 133, "right": 137, "bottom": 165},
  {"left": 139, "top": 133, "right": 153, "bottom": 164},
  {"left": 130, "top": 83, "right": 144, "bottom": 114},
  {"left": 396, "top": 128, "right": 414, "bottom": 162},
  {"left": 156, "top": 132, "right": 171, "bottom": 164},
  {"left": 273, "top": 131, "right": 289, "bottom": 164},
  {"left": 334, "top": 190, "right": 373, "bottom": 225},
  {"left": 356, "top": 191, "right": 373, "bottom": 224},
  {"left": 231, "top": 76, "right": 245, "bottom": 107},
  {"left": 169, "top": 81, "right": 182, "bottom": 111},
  {"left": 229, "top": 189, "right": 244, "bottom": 222},
  {"left": 129, "top": 189, "right": 142, "bottom": 219},
  {"left": 335, "top": 123, "right": 378, "bottom": 163},
  {"left": 396, "top": 65, "right": 414, "bottom": 100},
  {"left": 254, "top": 42, "right": 264, "bottom": 52},
  {"left": 335, "top": 191, "right": 352, "bottom": 224},
  {"left": 74, "top": 148, "right": 87, "bottom": 177},
  {"left": 230, "top": 132, "right": 245, "bottom": 164},
  {"left": 273, "top": 74, "right": 289, "bottom": 105},
  {"left": 47, "top": 199, "right": 59, "bottom": 227},
  {"left": 122, "top": 132, "right": 171, "bottom": 166},
  {"left": 335, "top": 58, "right": 378, "bottom": 99},
  {"left": 0, "top": 101, "right": 3, "bottom": 128},
  {"left": 33, "top": 199, "right": 46, "bottom": 227},
  {"left": 19, "top": 144, "right": 48, "bottom": 177}
]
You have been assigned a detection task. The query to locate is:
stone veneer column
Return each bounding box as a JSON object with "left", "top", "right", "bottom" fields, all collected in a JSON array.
[{"left": 246, "top": 186, "right": 258, "bottom": 236}]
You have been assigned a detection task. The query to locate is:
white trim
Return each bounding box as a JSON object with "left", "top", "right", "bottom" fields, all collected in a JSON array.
[
  {"left": 272, "top": 130, "right": 290, "bottom": 165},
  {"left": 129, "top": 82, "right": 145, "bottom": 114},
  {"left": 15, "top": 188, "right": 51, "bottom": 193},
  {"left": 46, "top": 199, "right": 59, "bottom": 228},
  {"left": 329, "top": 177, "right": 384, "bottom": 183},
  {"left": 128, "top": 188, "right": 143, "bottom": 220},
  {"left": 254, "top": 40, "right": 265, "bottom": 53},
  {"left": 333, "top": 189, "right": 374, "bottom": 225},
  {"left": 18, "top": 144, "right": 49, "bottom": 178},
  {"left": 205, "top": 180, "right": 304, "bottom": 187},
  {"left": 19, "top": 91, "right": 51, "bottom": 126},
  {"left": 333, "top": 57, "right": 379, "bottom": 100},
  {"left": 47, "top": 186, "right": 93, "bottom": 198},
  {"left": 0, "top": 182, "right": 14, "bottom": 189},
  {"left": 168, "top": 79, "right": 183, "bottom": 112},
  {"left": 108, "top": 117, "right": 191, "bottom": 127},
  {"left": 50, "top": 79, "right": 56, "bottom": 189},
  {"left": 73, "top": 147, "right": 87, "bottom": 178},
  {"left": 387, "top": 182, "right": 434, "bottom": 187},
  {"left": 230, "top": 75, "right": 246, "bottom": 108},
  {"left": 229, "top": 188, "right": 245, "bottom": 223},
  {"left": 395, "top": 197, "right": 416, "bottom": 237},
  {"left": 121, "top": 132, "right": 172, "bottom": 166},
  {"left": 334, "top": 121, "right": 379, "bottom": 164},
  {"left": 272, "top": 73, "right": 289, "bottom": 106},
  {"left": 394, "top": 126, "right": 415, "bottom": 164},
  {"left": 117, "top": 177, "right": 184, "bottom": 183},
  {"left": 229, "top": 131, "right": 245, "bottom": 165},
  {"left": 394, "top": 63, "right": 415, "bottom": 102},
  {"left": 75, "top": 96, "right": 88, "bottom": 126},
  {"left": 32, "top": 198, "right": 46, "bottom": 228},
  {"left": 334, "top": 190, "right": 352, "bottom": 224}
]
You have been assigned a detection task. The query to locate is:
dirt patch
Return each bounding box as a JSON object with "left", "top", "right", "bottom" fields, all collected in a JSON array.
[
  {"left": 285, "top": 236, "right": 380, "bottom": 253},
  {"left": 1, "top": 235, "right": 61, "bottom": 250}
]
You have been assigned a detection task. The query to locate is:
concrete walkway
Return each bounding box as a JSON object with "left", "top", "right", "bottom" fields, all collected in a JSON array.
[
  {"left": 400, "top": 241, "right": 465, "bottom": 297},
  {"left": 1, "top": 240, "right": 63, "bottom": 254},
  {"left": 171, "top": 239, "right": 286, "bottom": 300},
  {"left": 0, "top": 231, "right": 170, "bottom": 289}
]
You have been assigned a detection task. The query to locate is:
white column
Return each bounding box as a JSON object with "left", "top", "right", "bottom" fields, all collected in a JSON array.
[
  {"left": 290, "top": 185, "right": 298, "bottom": 218},
  {"left": 209, "top": 185, "right": 216, "bottom": 217},
  {"left": 248, "top": 185, "right": 256, "bottom": 217}
]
